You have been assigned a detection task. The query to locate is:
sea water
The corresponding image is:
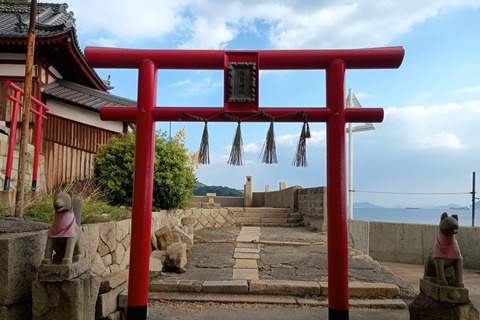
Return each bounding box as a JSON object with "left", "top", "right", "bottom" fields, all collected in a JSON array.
[{"left": 352, "top": 207, "right": 479, "bottom": 227}]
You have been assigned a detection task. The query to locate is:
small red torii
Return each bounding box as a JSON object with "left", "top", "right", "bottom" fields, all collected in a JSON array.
[{"left": 86, "top": 46, "right": 404, "bottom": 320}]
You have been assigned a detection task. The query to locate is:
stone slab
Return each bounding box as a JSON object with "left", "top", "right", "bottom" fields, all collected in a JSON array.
[
  {"left": 99, "top": 269, "right": 129, "bottom": 293},
  {"left": 250, "top": 280, "right": 321, "bottom": 296},
  {"left": 202, "top": 280, "right": 248, "bottom": 294},
  {"left": 233, "top": 259, "right": 258, "bottom": 269},
  {"left": 240, "top": 226, "right": 261, "bottom": 231},
  {"left": 148, "top": 292, "right": 298, "bottom": 305},
  {"left": 38, "top": 257, "right": 91, "bottom": 282},
  {"left": 233, "top": 252, "right": 260, "bottom": 259},
  {"left": 297, "top": 298, "right": 328, "bottom": 307},
  {"left": 236, "top": 235, "right": 259, "bottom": 243},
  {"left": 283, "top": 241, "right": 311, "bottom": 246},
  {"left": 420, "top": 278, "right": 470, "bottom": 304},
  {"left": 149, "top": 280, "right": 202, "bottom": 293},
  {"left": 319, "top": 281, "right": 400, "bottom": 297},
  {"left": 235, "top": 243, "right": 259, "bottom": 249},
  {"left": 261, "top": 240, "right": 284, "bottom": 245},
  {"left": 232, "top": 269, "right": 259, "bottom": 280},
  {"left": 234, "top": 247, "right": 260, "bottom": 254},
  {"left": 95, "top": 281, "right": 128, "bottom": 319}
]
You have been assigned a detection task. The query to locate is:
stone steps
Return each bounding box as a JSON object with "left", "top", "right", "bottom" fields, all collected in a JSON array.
[{"left": 234, "top": 208, "right": 303, "bottom": 227}]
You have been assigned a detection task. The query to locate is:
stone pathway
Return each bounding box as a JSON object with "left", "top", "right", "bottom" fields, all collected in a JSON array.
[{"left": 232, "top": 227, "right": 261, "bottom": 280}]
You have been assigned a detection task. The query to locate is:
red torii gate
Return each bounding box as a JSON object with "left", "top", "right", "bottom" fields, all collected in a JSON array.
[{"left": 85, "top": 46, "right": 404, "bottom": 320}]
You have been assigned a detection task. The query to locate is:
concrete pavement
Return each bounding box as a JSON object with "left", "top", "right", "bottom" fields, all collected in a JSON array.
[
  {"left": 380, "top": 261, "right": 480, "bottom": 310},
  {"left": 142, "top": 226, "right": 480, "bottom": 319}
]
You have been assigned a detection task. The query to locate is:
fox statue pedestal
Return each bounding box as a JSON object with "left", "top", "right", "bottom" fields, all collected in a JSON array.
[
  {"left": 409, "top": 213, "right": 479, "bottom": 320},
  {"left": 32, "top": 190, "right": 100, "bottom": 320}
]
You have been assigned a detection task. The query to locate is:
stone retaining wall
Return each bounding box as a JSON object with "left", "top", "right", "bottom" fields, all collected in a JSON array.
[
  {"left": 348, "top": 220, "right": 480, "bottom": 270},
  {"left": 297, "top": 187, "right": 327, "bottom": 231}
]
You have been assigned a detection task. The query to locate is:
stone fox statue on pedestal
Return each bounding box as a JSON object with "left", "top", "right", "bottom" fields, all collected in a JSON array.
[
  {"left": 424, "top": 212, "right": 464, "bottom": 288},
  {"left": 42, "top": 190, "right": 85, "bottom": 265}
]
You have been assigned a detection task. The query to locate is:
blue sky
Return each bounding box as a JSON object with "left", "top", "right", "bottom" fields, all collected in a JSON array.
[{"left": 63, "top": 0, "right": 480, "bottom": 208}]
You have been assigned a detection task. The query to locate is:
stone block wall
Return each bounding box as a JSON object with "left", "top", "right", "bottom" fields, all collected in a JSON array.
[
  {"left": 174, "top": 208, "right": 236, "bottom": 229},
  {"left": 297, "top": 187, "right": 327, "bottom": 231}
]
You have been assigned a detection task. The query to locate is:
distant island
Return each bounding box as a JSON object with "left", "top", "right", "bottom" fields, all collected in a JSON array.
[
  {"left": 353, "top": 202, "right": 383, "bottom": 209},
  {"left": 194, "top": 182, "right": 244, "bottom": 197}
]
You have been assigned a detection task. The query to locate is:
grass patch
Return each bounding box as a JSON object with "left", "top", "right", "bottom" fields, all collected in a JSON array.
[{"left": 23, "top": 185, "right": 132, "bottom": 224}]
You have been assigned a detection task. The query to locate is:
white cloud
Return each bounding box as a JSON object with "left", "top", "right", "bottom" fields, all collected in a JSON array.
[
  {"left": 69, "top": 0, "right": 190, "bottom": 39},
  {"left": 68, "top": 0, "right": 480, "bottom": 50},
  {"left": 414, "top": 133, "right": 465, "bottom": 149},
  {"left": 384, "top": 100, "right": 480, "bottom": 150},
  {"left": 170, "top": 77, "right": 221, "bottom": 96},
  {"left": 87, "top": 38, "right": 120, "bottom": 48},
  {"left": 244, "top": 141, "right": 261, "bottom": 153},
  {"left": 454, "top": 86, "right": 480, "bottom": 94},
  {"left": 354, "top": 92, "right": 371, "bottom": 100}
]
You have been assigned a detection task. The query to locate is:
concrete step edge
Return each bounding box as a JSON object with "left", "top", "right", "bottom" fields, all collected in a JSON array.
[
  {"left": 142, "top": 292, "right": 407, "bottom": 309},
  {"left": 148, "top": 279, "right": 400, "bottom": 298}
]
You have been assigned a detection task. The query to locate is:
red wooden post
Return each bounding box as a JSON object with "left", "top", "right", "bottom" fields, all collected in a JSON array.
[
  {"left": 126, "top": 59, "right": 157, "bottom": 318},
  {"left": 326, "top": 59, "right": 349, "bottom": 318},
  {"left": 86, "top": 47, "right": 403, "bottom": 320},
  {"left": 4, "top": 80, "right": 49, "bottom": 191},
  {"left": 29, "top": 103, "right": 48, "bottom": 191},
  {"left": 4, "top": 81, "right": 22, "bottom": 191}
]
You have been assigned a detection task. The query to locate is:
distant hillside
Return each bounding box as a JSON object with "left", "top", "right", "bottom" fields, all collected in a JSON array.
[
  {"left": 194, "top": 182, "right": 244, "bottom": 197},
  {"left": 353, "top": 202, "right": 383, "bottom": 209}
]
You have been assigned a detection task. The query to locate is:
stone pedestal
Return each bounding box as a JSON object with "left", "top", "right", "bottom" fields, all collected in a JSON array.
[
  {"left": 409, "top": 292, "right": 479, "bottom": 320},
  {"left": 244, "top": 176, "right": 253, "bottom": 207},
  {"left": 38, "top": 257, "right": 91, "bottom": 282},
  {"left": 32, "top": 273, "right": 100, "bottom": 320},
  {"left": 206, "top": 193, "right": 216, "bottom": 206},
  {"left": 420, "top": 279, "right": 470, "bottom": 304}
]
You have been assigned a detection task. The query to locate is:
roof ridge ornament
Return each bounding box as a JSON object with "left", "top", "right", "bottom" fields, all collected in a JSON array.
[{"left": 14, "top": 13, "right": 27, "bottom": 33}]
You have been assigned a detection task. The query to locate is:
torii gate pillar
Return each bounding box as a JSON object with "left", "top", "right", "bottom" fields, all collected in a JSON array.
[{"left": 86, "top": 46, "right": 404, "bottom": 320}]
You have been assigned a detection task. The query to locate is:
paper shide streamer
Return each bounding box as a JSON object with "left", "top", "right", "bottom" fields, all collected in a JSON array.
[
  {"left": 260, "top": 121, "right": 278, "bottom": 164},
  {"left": 179, "top": 110, "right": 309, "bottom": 167},
  {"left": 227, "top": 121, "right": 244, "bottom": 166},
  {"left": 292, "top": 115, "right": 311, "bottom": 167}
]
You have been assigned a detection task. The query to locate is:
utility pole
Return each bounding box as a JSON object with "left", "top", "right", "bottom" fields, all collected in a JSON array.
[
  {"left": 472, "top": 172, "right": 476, "bottom": 227},
  {"left": 15, "top": 0, "right": 37, "bottom": 217}
]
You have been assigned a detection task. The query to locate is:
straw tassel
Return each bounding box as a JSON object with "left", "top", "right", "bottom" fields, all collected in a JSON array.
[
  {"left": 228, "top": 122, "right": 244, "bottom": 166},
  {"left": 198, "top": 121, "right": 210, "bottom": 164},
  {"left": 260, "top": 121, "right": 278, "bottom": 164},
  {"left": 292, "top": 121, "right": 310, "bottom": 167}
]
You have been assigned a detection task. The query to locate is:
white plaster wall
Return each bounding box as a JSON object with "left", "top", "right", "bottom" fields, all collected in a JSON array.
[
  {"left": 46, "top": 100, "right": 123, "bottom": 133},
  {"left": 0, "top": 53, "right": 26, "bottom": 60},
  {"left": 0, "top": 64, "right": 38, "bottom": 77}
]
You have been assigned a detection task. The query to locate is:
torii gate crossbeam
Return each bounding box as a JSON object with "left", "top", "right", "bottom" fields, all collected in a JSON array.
[{"left": 85, "top": 46, "right": 404, "bottom": 320}]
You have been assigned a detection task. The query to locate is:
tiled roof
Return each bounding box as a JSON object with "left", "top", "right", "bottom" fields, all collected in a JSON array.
[
  {"left": 0, "top": 2, "right": 75, "bottom": 37},
  {"left": 0, "top": 2, "right": 110, "bottom": 91},
  {"left": 42, "top": 80, "right": 136, "bottom": 111}
]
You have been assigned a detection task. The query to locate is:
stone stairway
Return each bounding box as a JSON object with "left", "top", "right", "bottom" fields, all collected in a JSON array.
[{"left": 234, "top": 207, "right": 303, "bottom": 227}]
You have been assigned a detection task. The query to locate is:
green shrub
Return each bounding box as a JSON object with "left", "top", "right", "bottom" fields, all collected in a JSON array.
[{"left": 93, "top": 128, "right": 197, "bottom": 211}]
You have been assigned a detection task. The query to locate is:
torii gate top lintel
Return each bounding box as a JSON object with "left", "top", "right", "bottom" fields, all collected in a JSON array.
[
  {"left": 84, "top": 46, "right": 404, "bottom": 320},
  {"left": 85, "top": 46, "right": 404, "bottom": 70}
]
